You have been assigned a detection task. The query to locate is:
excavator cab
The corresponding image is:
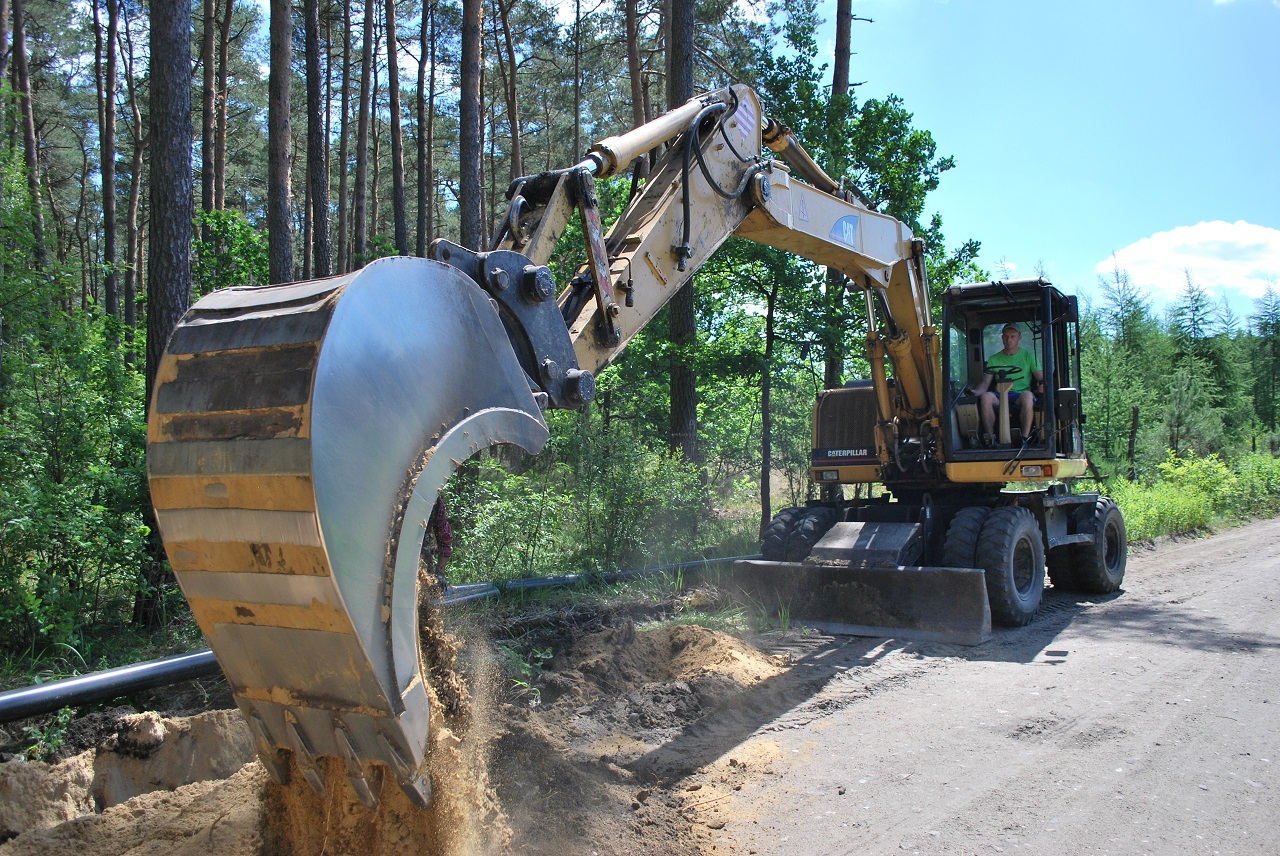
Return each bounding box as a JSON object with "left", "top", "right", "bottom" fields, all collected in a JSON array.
[{"left": 941, "top": 278, "right": 1084, "bottom": 463}]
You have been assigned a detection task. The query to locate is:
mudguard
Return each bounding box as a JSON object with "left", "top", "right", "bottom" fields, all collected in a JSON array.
[{"left": 147, "top": 257, "right": 549, "bottom": 807}]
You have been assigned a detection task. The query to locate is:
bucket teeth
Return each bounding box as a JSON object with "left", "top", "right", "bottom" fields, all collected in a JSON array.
[
  {"left": 284, "top": 716, "right": 326, "bottom": 797},
  {"left": 335, "top": 725, "right": 377, "bottom": 810}
]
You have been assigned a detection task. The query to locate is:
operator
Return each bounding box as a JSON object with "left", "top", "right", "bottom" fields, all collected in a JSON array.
[{"left": 972, "top": 323, "right": 1044, "bottom": 445}]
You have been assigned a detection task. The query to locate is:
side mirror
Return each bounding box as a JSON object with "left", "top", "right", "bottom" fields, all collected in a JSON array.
[{"left": 1064, "top": 295, "right": 1079, "bottom": 323}]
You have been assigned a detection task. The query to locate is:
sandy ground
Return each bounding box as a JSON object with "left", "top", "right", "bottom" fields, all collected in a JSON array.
[{"left": 2, "top": 518, "right": 1279, "bottom": 854}]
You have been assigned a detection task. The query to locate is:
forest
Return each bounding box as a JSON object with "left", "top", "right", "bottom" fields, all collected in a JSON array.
[{"left": 2, "top": 0, "right": 1280, "bottom": 682}]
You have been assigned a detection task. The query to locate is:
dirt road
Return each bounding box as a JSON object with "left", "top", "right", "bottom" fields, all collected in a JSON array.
[
  {"left": 3, "top": 518, "right": 1278, "bottom": 855},
  {"left": 682, "top": 518, "right": 1280, "bottom": 855}
]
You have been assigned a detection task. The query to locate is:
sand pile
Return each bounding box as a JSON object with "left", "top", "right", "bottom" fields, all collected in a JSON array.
[{"left": 1, "top": 616, "right": 788, "bottom": 855}]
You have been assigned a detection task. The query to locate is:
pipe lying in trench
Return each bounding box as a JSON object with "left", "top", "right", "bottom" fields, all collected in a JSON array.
[
  {"left": 0, "top": 554, "right": 759, "bottom": 725},
  {"left": 0, "top": 649, "right": 221, "bottom": 725}
]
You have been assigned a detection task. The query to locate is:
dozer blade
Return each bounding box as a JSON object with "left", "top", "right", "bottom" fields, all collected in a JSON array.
[
  {"left": 732, "top": 522, "right": 992, "bottom": 646},
  {"left": 732, "top": 561, "right": 991, "bottom": 645},
  {"left": 146, "top": 257, "right": 550, "bottom": 808}
]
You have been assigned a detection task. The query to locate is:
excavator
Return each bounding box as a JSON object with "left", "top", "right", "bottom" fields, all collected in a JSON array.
[{"left": 145, "top": 84, "right": 1125, "bottom": 810}]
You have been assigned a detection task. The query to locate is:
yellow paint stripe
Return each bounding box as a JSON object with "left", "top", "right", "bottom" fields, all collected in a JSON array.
[
  {"left": 150, "top": 474, "right": 316, "bottom": 512},
  {"left": 165, "top": 540, "right": 331, "bottom": 576},
  {"left": 187, "top": 596, "right": 355, "bottom": 635}
]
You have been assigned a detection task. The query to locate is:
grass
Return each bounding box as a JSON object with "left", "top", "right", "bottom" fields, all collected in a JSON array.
[{"left": 1103, "top": 451, "right": 1280, "bottom": 542}]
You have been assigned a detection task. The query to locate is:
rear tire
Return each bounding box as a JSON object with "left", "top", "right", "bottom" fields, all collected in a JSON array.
[
  {"left": 942, "top": 507, "right": 991, "bottom": 568},
  {"left": 762, "top": 506, "right": 838, "bottom": 561},
  {"left": 977, "top": 506, "right": 1045, "bottom": 627},
  {"left": 761, "top": 507, "right": 806, "bottom": 561},
  {"left": 1070, "top": 497, "right": 1127, "bottom": 593},
  {"left": 789, "top": 507, "right": 838, "bottom": 560}
]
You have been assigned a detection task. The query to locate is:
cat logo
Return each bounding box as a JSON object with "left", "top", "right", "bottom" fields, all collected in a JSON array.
[{"left": 829, "top": 215, "right": 859, "bottom": 247}]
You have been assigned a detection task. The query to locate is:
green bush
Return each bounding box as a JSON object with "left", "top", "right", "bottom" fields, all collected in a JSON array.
[
  {"left": 1110, "top": 478, "right": 1210, "bottom": 542},
  {"left": 193, "top": 209, "right": 269, "bottom": 297},
  {"left": 1231, "top": 454, "right": 1280, "bottom": 516},
  {"left": 0, "top": 320, "right": 150, "bottom": 656},
  {"left": 1154, "top": 451, "right": 1237, "bottom": 514},
  {"left": 1109, "top": 450, "right": 1280, "bottom": 541},
  {"left": 444, "top": 413, "right": 742, "bottom": 585}
]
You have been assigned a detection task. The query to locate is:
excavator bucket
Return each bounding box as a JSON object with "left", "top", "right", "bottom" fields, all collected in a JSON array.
[
  {"left": 146, "top": 257, "right": 550, "bottom": 808},
  {"left": 731, "top": 522, "right": 993, "bottom": 646}
]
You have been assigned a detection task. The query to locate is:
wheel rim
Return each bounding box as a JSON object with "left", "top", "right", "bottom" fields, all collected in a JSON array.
[
  {"left": 1104, "top": 520, "right": 1121, "bottom": 571},
  {"left": 1013, "top": 536, "right": 1036, "bottom": 594}
]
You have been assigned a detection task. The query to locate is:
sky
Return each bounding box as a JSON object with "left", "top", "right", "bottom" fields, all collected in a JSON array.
[{"left": 812, "top": 0, "right": 1280, "bottom": 319}]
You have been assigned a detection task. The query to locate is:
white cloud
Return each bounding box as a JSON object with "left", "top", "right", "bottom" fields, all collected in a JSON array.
[{"left": 1096, "top": 220, "right": 1280, "bottom": 303}]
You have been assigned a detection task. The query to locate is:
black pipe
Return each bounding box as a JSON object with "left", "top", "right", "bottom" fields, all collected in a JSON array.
[
  {"left": 0, "top": 649, "right": 221, "bottom": 724},
  {"left": 0, "top": 553, "right": 761, "bottom": 725}
]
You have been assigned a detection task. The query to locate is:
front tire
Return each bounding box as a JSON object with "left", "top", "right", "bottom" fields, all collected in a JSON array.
[
  {"left": 977, "top": 506, "right": 1045, "bottom": 626},
  {"left": 1071, "top": 497, "right": 1126, "bottom": 593},
  {"left": 942, "top": 507, "right": 991, "bottom": 568}
]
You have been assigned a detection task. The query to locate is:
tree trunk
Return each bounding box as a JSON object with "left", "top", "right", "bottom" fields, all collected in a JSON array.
[
  {"left": 141, "top": 0, "right": 194, "bottom": 630},
  {"left": 1, "top": 0, "right": 9, "bottom": 379},
  {"left": 97, "top": 0, "right": 120, "bottom": 318},
  {"left": 147, "top": 0, "right": 193, "bottom": 401},
  {"left": 425, "top": 2, "right": 437, "bottom": 244},
  {"left": 267, "top": 0, "right": 294, "bottom": 283},
  {"left": 354, "top": 0, "right": 374, "bottom": 266},
  {"left": 305, "top": 0, "right": 331, "bottom": 276},
  {"left": 666, "top": 0, "right": 697, "bottom": 462},
  {"left": 573, "top": 0, "right": 581, "bottom": 158},
  {"left": 323, "top": 8, "right": 332, "bottom": 263},
  {"left": 370, "top": 80, "right": 381, "bottom": 240},
  {"left": 458, "top": 0, "right": 483, "bottom": 249},
  {"left": 495, "top": 0, "right": 521, "bottom": 180},
  {"left": 0, "top": 0, "right": 9, "bottom": 113},
  {"left": 122, "top": 19, "right": 143, "bottom": 339},
  {"left": 215, "top": 0, "right": 233, "bottom": 211},
  {"left": 416, "top": 1, "right": 429, "bottom": 256},
  {"left": 759, "top": 285, "right": 779, "bottom": 536},
  {"left": 384, "top": 0, "right": 407, "bottom": 254},
  {"left": 1128, "top": 405, "right": 1139, "bottom": 481},
  {"left": 0, "top": 0, "right": 8, "bottom": 237},
  {"left": 822, "top": 0, "right": 854, "bottom": 391},
  {"left": 624, "top": 0, "right": 648, "bottom": 181},
  {"left": 12, "top": 0, "right": 47, "bottom": 270},
  {"left": 833, "top": 0, "right": 852, "bottom": 110},
  {"left": 336, "top": 0, "right": 353, "bottom": 272},
  {"left": 200, "top": 0, "right": 215, "bottom": 228},
  {"left": 301, "top": 166, "right": 312, "bottom": 280},
  {"left": 119, "top": 0, "right": 147, "bottom": 342}
]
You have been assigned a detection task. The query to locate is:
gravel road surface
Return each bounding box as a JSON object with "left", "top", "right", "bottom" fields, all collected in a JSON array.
[{"left": 682, "top": 518, "right": 1280, "bottom": 855}]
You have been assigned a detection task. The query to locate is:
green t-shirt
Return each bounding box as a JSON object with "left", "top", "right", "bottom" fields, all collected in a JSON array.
[{"left": 986, "top": 347, "right": 1041, "bottom": 393}]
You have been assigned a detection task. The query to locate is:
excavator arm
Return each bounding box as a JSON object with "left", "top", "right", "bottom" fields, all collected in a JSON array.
[{"left": 146, "top": 84, "right": 942, "bottom": 809}]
